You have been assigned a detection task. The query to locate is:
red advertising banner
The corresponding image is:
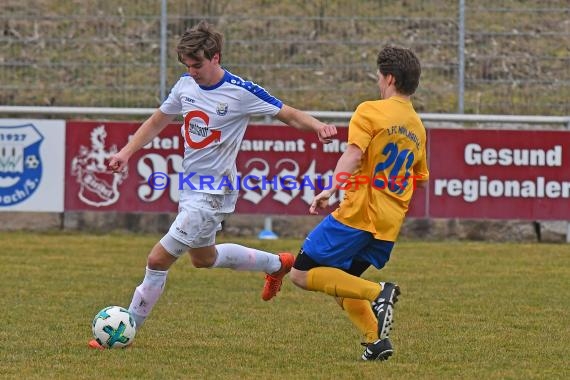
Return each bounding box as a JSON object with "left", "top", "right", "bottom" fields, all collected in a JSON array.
[
  {"left": 429, "top": 129, "right": 570, "bottom": 219},
  {"left": 234, "top": 126, "right": 426, "bottom": 216},
  {"left": 65, "top": 121, "right": 182, "bottom": 212},
  {"left": 235, "top": 125, "right": 345, "bottom": 214},
  {"left": 65, "top": 121, "right": 426, "bottom": 216},
  {"left": 65, "top": 121, "right": 569, "bottom": 220}
]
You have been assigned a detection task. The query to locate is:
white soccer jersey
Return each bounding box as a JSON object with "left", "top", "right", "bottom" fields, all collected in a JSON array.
[{"left": 160, "top": 70, "right": 283, "bottom": 194}]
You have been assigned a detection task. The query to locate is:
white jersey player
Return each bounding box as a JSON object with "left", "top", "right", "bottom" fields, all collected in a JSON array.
[
  {"left": 89, "top": 20, "right": 336, "bottom": 349},
  {"left": 160, "top": 69, "right": 284, "bottom": 194}
]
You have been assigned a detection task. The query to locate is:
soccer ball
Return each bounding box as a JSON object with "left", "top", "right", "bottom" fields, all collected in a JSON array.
[{"left": 92, "top": 306, "right": 136, "bottom": 348}]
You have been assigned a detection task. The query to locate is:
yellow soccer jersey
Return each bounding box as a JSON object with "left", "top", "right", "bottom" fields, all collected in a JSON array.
[{"left": 332, "top": 96, "right": 429, "bottom": 241}]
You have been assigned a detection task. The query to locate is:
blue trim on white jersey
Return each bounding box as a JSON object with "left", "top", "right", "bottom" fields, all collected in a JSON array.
[
  {"left": 198, "top": 71, "right": 228, "bottom": 91},
  {"left": 175, "top": 70, "right": 282, "bottom": 108},
  {"left": 223, "top": 70, "right": 283, "bottom": 108}
]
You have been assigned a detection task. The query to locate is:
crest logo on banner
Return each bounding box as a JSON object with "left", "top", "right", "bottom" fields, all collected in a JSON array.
[
  {"left": 0, "top": 124, "right": 44, "bottom": 207},
  {"left": 71, "top": 125, "right": 128, "bottom": 207}
]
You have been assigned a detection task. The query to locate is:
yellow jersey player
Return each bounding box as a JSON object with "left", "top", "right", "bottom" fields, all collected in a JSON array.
[{"left": 290, "top": 46, "right": 428, "bottom": 361}]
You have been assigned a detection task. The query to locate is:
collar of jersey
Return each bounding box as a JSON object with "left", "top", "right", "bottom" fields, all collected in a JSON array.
[
  {"left": 389, "top": 95, "right": 411, "bottom": 104},
  {"left": 198, "top": 70, "right": 230, "bottom": 91}
]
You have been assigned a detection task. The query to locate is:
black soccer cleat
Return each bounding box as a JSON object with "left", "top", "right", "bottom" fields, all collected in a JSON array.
[
  {"left": 371, "top": 282, "right": 401, "bottom": 340},
  {"left": 361, "top": 338, "right": 394, "bottom": 361}
]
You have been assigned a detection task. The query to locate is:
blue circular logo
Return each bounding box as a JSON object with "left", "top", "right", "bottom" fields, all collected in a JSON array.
[{"left": 0, "top": 124, "right": 43, "bottom": 207}]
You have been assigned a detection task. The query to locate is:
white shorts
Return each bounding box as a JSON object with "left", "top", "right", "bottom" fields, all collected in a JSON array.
[{"left": 167, "top": 190, "right": 239, "bottom": 250}]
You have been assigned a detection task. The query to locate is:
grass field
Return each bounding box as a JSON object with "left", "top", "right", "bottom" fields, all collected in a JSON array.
[{"left": 1, "top": 231, "right": 569, "bottom": 379}]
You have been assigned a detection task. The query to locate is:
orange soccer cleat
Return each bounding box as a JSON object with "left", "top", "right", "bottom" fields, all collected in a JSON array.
[
  {"left": 88, "top": 339, "right": 105, "bottom": 350},
  {"left": 261, "top": 253, "right": 295, "bottom": 301}
]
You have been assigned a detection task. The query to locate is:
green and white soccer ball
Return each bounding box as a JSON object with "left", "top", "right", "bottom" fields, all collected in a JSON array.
[{"left": 92, "top": 306, "right": 136, "bottom": 348}]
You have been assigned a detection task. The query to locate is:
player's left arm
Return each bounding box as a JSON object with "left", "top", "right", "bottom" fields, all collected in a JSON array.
[
  {"left": 275, "top": 104, "right": 337, "bottom": 143},
  {"left": 414, "top": 179, "right": 429, "bottom": 188},
  {"left": 411, "top": 142, "right": 430, "bottom": 189}
]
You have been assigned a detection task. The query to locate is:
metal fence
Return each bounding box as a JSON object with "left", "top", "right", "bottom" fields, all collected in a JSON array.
[{"left": 1, "top": 0, "right": 568, "bottom": 116}]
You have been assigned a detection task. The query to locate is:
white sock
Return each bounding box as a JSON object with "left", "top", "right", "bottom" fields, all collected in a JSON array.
[
  {"left": 213, "top": 243, "right": 281, "bottom": 274},
  {"left": 128, "top": 267, "right": 168, "bottom": 329}
]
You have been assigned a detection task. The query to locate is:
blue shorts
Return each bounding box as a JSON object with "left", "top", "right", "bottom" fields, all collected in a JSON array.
[{"left": 301, "top": 215, "right": 394, "bottom": 270}]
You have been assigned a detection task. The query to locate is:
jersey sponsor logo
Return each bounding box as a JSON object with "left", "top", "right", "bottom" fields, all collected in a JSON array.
[
  {"left": 0, "top": 124, "right": 43, "bottom": 207},
  {"left": 216, "top": 102, "right": 229, "bottom": 116},
  {"left": 183, "top": 110, "right": 221, "bottom": 149},
  {"left": 70, "top": 125, "right": 128, "bottom": 207},
  {"left": 182, "top": 96, "right": 195, "bottom": 104}
]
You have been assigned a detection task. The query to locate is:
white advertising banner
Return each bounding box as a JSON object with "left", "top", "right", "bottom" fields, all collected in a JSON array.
[{"left": 0, "top": 119, "right": 65, "bottom": 212}]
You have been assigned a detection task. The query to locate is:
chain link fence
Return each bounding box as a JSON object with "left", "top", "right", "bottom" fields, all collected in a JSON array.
[{"left": 1, "top": 0, "right": 568, "bottom": 115}]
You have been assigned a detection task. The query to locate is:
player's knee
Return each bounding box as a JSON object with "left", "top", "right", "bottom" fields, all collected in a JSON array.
[
  {"left": 289, "top": 268, "right": 308, "bottom": 289},
  {"left": 190, "top": 255, "right": 215, "bottom": 268},
  {"left": 147, "top": 243, "right": 176, "bottom": 270},
  {"left": 147, "top": 253, "right": 167, "bottom": 270},
  {"left": 188, "top": 246, "right": 217, "bottom": 268}
]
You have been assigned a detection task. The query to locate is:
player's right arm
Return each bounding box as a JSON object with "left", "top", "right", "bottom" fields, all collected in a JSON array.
[
  {"left": 108, "top": 109, "right": 176, "bottom": 172},
  {"left": 309, "top": 143, "right": 363, "bottom": 215}
]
